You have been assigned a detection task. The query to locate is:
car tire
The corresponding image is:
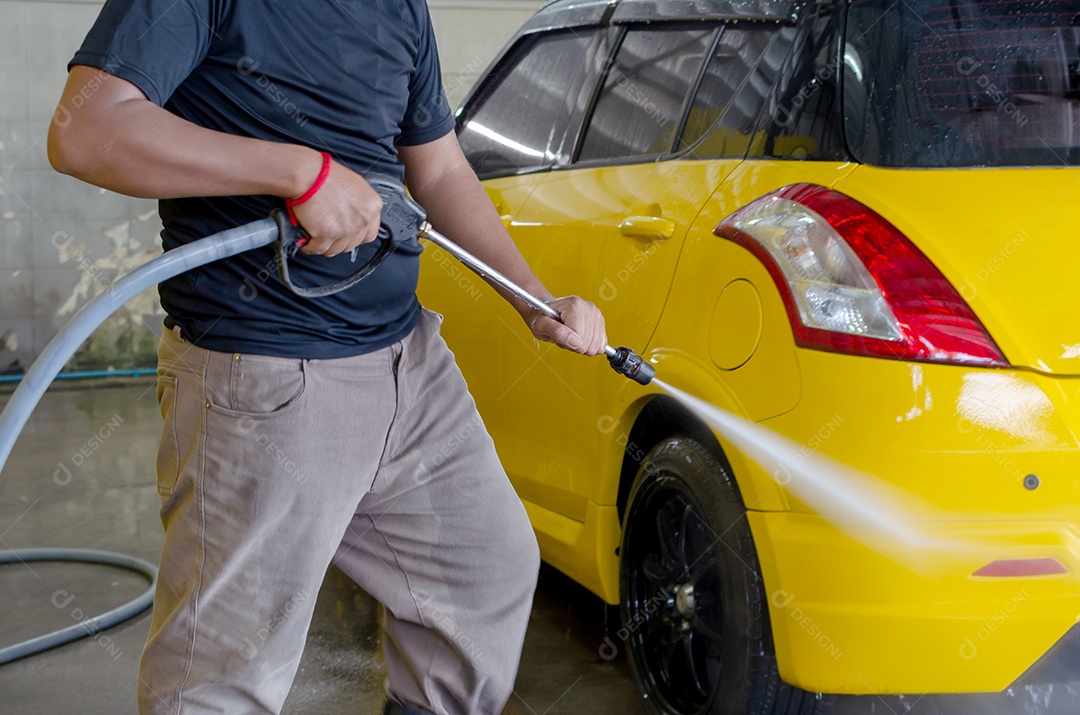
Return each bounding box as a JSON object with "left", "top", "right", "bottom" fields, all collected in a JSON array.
[{"left": 619, "top": 436, "right": 832, "bottom": 715}]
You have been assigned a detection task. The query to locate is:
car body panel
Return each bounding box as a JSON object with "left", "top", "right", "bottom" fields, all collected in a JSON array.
[
  {"left": 752, "top": 509, "right": 1080, "bottom": 693},
  {"left": 833, "top": 166, "right": 1080, "bottom": 377},
  {"left": 609, "top": 0, "right": 798, "bottom": 23},
  {"left": 490, "top": 160, "right": 734, "bottom": 524},
  {"left": 752, "top": 350, "right": 1080, "bottom": 692},
  {"left": 418, "top": 174, "right": 542, "bottom": 439},
  {"left": 515, "top": 0, "right": 799, "bottom": 38},
  {"left": 420, "top": 156, "right": 1080, "bottom": 692},
  {"left": 646, "top": 159, "right": 858, "bottom": 426},
  {"left": 521, "top": 497, "right": 625, "bottom": 603},
  {"left": 517, "top": 0, "right": 610, "bottom": 35}
]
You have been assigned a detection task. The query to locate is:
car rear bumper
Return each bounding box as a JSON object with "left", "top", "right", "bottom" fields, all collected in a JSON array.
[
  {"left": 749, "top": 509, "right": 1080, "bottom": 693},
  {"left": 731, "top": 350, "right": 1080, "bottom": 693}
]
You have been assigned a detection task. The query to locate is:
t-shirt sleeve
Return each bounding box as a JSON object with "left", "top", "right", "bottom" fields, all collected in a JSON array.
[
  {"left": 70, "top": 0, "right": 222, "bottom": 106},
  {"left": 397, "top": 6, "right": 456, "bottom": 146}
]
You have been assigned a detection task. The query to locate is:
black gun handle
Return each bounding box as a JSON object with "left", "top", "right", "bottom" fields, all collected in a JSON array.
[
  {"left": 274, "top": 174, "right": 427, "bottom": 298},
  {"left": 366, "top": 174, "right": 428, "bottom": 246}
]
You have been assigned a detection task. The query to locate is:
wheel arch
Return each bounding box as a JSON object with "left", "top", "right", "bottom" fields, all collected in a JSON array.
[
  {"left": 609, "top": 350, "right": 792, "bottom": 523},
  {"left": 615, "top": 395, "right": 733, "bottom": 520}
]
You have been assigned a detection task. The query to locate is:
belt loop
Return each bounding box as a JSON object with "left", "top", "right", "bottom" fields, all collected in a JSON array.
[{"left": 172, "top": 325, "right": 186, "bottom": 343}]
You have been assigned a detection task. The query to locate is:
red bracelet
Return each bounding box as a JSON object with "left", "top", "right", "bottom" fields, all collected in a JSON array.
[{"left": 285, "top": 151, "right": 332, "bottom": 227}]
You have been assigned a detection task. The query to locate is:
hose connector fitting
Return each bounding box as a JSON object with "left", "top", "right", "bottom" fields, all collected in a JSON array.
[{"left": 607, "top": 346, "right": 655, "bottom": 385}]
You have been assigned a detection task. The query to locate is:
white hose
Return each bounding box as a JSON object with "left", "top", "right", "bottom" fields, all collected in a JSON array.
[
  {"left": 0, "top": 549, "right": 159, "bottom": 664},
  {"left": 0, "top": 217, "right": 279, "bottom": 664}
]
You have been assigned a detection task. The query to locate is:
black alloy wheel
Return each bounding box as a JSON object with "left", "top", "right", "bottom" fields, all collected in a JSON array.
[{"left": 619, "top": 437, "right": 832, "bottom": 715}]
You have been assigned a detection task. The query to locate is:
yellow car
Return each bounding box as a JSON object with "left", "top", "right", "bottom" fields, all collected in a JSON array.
[{"left": 418, "top": 0, "right": 1080, "bottom": 713}]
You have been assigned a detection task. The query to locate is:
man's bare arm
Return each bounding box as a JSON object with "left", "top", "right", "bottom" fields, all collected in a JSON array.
[
  {"left": 48, "top": 66, "right": 381, "bottom": 257},
  {"left": 398, "top": 133, "right": 607, "bottom": 356}
]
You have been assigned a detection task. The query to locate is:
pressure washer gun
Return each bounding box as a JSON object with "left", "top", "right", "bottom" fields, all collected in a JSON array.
[
  {"left": 274, "top": 174, "right": 656, "bottom": 386},
  {"left": 0, "top": 173, "right": 655, "bottom": 477}
]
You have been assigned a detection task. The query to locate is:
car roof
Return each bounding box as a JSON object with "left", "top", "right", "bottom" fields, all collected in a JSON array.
[{"left": 521, "top": 0, "right": 800, "bottom": 33}]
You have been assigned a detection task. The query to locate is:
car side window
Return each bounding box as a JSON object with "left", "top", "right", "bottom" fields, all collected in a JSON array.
[
  {"left": 678, "top": 25, "right": 783, "bottom": 156},
  {"left": 458, "top": 30, "right": 604, "bottom": 179},
  {"left": 750, "top": 3, "right": 849, "bottom": 161},
  {"left": 577, "top": 27, "right": 715, "bottom": 162}
]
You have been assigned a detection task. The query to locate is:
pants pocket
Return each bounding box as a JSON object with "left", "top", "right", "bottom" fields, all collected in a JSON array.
[
  {"left": 212, "top": 355, "right": 307, "bottom": 418},
  {"left": 156, "top": 375, "right": 180, "bottom": 497}
]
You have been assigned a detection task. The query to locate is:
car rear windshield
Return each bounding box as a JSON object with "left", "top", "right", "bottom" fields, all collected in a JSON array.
[{"left": 844, "top": 0, "right": 1080, "bottom": 167}]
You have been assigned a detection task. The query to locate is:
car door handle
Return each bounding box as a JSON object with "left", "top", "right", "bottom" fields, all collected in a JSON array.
[{"left": 618, "top": 216, "right": 675, "bottom": 241}]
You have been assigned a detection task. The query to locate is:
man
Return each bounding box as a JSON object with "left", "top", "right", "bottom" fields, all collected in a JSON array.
[{"left": 48, "top": 1, "right": 607, "bottom": 714}]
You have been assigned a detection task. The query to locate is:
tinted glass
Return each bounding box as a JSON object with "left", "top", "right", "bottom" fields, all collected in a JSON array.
[
  {"left": 846, "top": 0, "right": 1080, "bottom": 167},
  {"left": 578, "top": 27, "right": 715, "bottom": 161},
  {"left": 679, "top": 26, "right": 779, "bottom": 155},
  {"left": 752, "top": 3, "right": 847, "bottom": 160},
  {"left": 459, "top": 30, "right": 601, "bottom": 178}
]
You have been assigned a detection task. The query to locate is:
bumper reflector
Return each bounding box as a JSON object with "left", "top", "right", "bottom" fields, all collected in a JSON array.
[{"left": 973, "top": 558, "right": 1067, "bottom": 578}]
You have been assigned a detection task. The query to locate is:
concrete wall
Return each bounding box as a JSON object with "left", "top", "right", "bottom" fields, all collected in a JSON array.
[
  {"left": 432, "top": 0, "right": 537, "bottom": 108},
  {"left": 0, "top": 0, "right": 533, "bottom": 374}
]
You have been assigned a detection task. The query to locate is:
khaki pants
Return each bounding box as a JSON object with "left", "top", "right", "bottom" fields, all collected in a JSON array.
[{"left": 140, "top": 309, "right": 540, "bottom": 715}]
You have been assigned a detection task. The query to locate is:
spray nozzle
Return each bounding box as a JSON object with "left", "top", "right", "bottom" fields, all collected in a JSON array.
[{"left": 606, "top": 346, "right": 655, "bottom": 385}]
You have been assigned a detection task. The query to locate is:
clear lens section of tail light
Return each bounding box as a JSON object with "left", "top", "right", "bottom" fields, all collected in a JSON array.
[{"left": 730, "top": 196, "right": 903, "bottom": 341}]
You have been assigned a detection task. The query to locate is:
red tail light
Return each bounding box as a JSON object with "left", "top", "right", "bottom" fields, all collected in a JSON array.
[{"left": 714, "top": 184, "right": 1007, "bottom": 367}]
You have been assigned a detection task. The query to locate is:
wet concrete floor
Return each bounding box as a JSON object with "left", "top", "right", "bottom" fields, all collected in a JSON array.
[{"left": 0, "top": 380, "right": 1077, "bottom": 714}]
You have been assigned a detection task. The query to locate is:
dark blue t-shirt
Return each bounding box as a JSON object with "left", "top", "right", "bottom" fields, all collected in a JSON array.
[{"left": 71, "top": 0, "right": 455, "bottom": 358}]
